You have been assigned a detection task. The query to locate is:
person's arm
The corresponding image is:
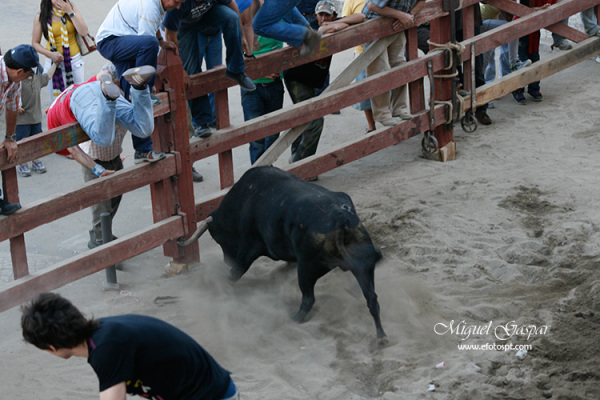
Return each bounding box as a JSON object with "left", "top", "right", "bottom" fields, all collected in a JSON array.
[
  {"left": 165, "top": 28, "right": 179, "bottom": 49},
  {"left": 410, "top": 0, "right": 426, "bottom": 17},
  {"left": 240, "top": 0, "right": 261, "bottom": 55},
  {"left": 226, "top": 0, "right": 240, "bottom": 14},
  {"left": 319, "top": 13, "right": 365, "bottom": 34},
  {"left": 99, "top": 382, "right": 127, "bottom": 400},
  {"left": 2, "top": 109, "right": 19, "bottom": 163},
  {"left": 57, "top": 0, "right": 89, "bottom": 36},
  {"left": 67, "top": 145, "right": 115, "bottom": 177},
  {"left": 157, "top": 29, "right": 178, "bottom": 54},
  {"left": 368, "top": 3, "right": 413, "bottom": 26},
  {"left": 32, "top": 14, "right": 64, "bottom": 64},
  {"left": 47, "top": 59, "right": 59, "bottom": 79}
]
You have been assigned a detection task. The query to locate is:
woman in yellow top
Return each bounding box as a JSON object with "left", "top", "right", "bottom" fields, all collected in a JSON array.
[{"left": 32, "top": 0, "right": 88, "bottom": 99}]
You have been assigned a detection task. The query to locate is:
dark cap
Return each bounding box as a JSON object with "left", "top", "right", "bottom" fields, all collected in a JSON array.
[
  {"left": 315, "top": 0, "right": 337, "bottom": 15},
  {"left": 9, "top": 45, "right": 43, "bottom": 74}
]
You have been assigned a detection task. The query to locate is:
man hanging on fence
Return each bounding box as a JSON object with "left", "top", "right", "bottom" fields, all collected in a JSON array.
[
  {"left": 163, "top": 0, "right": 257, "bottom": 139},
  {"left": 21, "top": 292, "right": 240, "bottom": 400},
  {"left": 0, "top": 45, "right": 42, "bottom": 216},
  {"left": 96, "top": 0, "right": 181, "bottom": 164}
]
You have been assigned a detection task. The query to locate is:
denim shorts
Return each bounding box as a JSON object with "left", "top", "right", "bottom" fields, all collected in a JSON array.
[{"left": 352, "top": 69, "right": 371, "bottom": 111}]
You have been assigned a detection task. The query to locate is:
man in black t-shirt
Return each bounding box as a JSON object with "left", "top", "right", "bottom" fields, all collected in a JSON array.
[
  {"left": 21, "top": 292, "right": 239, "bottom": 400},
  {"left": 283, "top": 0, "right": 364, "bottom": 163}
]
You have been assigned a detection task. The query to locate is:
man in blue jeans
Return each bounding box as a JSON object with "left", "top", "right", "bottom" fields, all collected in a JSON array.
[
  {"left": 241, "top": 35, "right": 285, "bottom": 164},
  {"left": 96, "top": 0, "right": 182, "bottom": 163},
  {"left": 164, "top": 0, "right": 256, "bottom": 139},
  {"left": 253, "top": 0, "right": 322, "bottom": 57}
]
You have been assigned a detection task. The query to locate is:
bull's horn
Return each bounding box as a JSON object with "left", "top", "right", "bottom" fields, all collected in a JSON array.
[{"left": 178, "top": 216, "right": 213, "bottom": 247}]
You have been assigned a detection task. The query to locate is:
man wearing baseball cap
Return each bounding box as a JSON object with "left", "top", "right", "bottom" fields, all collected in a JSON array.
[{"left": 0, "top": 44, "right": 42, "bottom": 215}]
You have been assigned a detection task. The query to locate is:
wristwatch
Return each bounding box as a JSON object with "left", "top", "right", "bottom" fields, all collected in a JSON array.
[
  {"left": 69, "top": 11, "right": 76, "bottom": 18},
  {"left": 4, "top": 134, "right": 17, "bottom": 141}
]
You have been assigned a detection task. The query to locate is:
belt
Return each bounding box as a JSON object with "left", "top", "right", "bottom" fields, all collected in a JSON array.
[{"left": 256, "top": 79, "right": 281, "bottom": 87}]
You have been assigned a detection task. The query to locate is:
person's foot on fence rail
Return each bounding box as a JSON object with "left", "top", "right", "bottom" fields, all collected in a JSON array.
[
  {"left": 0, "top": 199, "right": 21, "bottom": 216},
  {"left": 134, "top": 150, "right": 166, "bottom": 164},
  {"left": 510, "top": 59, "right": 532, "bottom": 72},
  {"left": 123, "top": 65, "right": 157, "bottom": 90},
  {"left": 300, "top": 28, "right": 322, "bottom": 57},
  {"left": 193, "top": 124, "right": 212, "bottom": 138},
  {"left": 225, "top": 70, "right": 256, "bottom": 92}
]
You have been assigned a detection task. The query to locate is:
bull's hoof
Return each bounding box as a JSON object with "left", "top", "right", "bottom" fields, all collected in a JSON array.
[
  {"left": 377, "top": 335, "right": 389, "bottom": 346},
  {"left": 293, "top": 310, "right": 308, "bottom": 323}
]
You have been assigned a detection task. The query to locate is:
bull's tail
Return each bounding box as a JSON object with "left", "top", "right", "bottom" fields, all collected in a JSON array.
[{"left": 178, "top": 216, "right": 213, "bottom": 247}]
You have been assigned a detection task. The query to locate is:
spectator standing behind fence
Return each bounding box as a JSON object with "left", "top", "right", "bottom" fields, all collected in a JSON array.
[
  {"left": 15, "top": 59, "right": 59, "bottom": 177},
  {"left": 284, "top": 0, "right": 364, "bottom": 167},
  {"left": 0, "top": 45, "right": 42, "bottom": 216},
  {"left": 252, "top": 0, "right": 322, "bottom": 57},
  {"left": 511, "top": 0, "right": 552, "bottom": 105},
  {"left": 342, "top": 0, "right": 376, "bottom": 133},
  {"left": 362, "top": 0, "right": 425, "bottom": 127},
  {"left": 242, "top": 35, "right": 285, "bottom": 164},
  {"left": 95, "top": 0, "right": 182, "bottom": 164},
  {"left": 32, "top": 0, "right": 88, "bottom": 101},
  {"left": 163, "top": 0, "right": 256, "bottom": 139},
  {"left": 21, "top": 292, "right": 240, "bottom": 400}
]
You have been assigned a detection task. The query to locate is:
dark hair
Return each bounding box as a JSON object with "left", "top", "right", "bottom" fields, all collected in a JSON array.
[
  {"left": 21, "top": 292, "right": 99, "bottom": 350},
  {"left": 2, "top": 51, "right": 30, "bottom": 73},
  {"left": 39, "top": 0, "right": 73, "bottom": 41}
]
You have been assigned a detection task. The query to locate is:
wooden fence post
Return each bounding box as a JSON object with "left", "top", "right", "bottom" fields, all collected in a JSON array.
[
  {"left": 154, "top": 50, "right": 200, "bottom": 264},
  {"left": 429, "top": 9, "right": 456, "bottom": 161}
]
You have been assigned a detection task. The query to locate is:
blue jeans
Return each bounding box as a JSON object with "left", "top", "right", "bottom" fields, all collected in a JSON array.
[
  {"left": 284, "top": 78, "right": 323, "bottom": 161},
  {"left": 253, "top": 0, "right": 309, "bottom": 48},
  {"left": 480, "top": 19, "right": 511, "bottom": 83},
  {"left": 516, "top": 35, "right": 541, "bottom": 93},
  {"left": 241, "top": 80, "right": 285, "bottom": 163},
  {"left": 97, "top": 34, "right": 158, "bottom": 153},
  {"left": 179, "top": 29, "right": 223, "bottom": 127},
  {"left": 16, "top": 123, "right": 43, "bottom": 141},
  {"left": 70, "top": 83, "right": 154, "bottom": 147},
  {"left": 581, "top": 8, "right": 599, "bottom": 35}
]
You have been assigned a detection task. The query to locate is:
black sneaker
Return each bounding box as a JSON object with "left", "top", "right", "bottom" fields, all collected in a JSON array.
[
  {"left": 193, "top": 124, "right": 212, "bottom": 138},
  {"left": 528, "top": 89, "right": 543, "bottom": 102},
  {"left": 225, "top": 70, "right": 256, "bottom": 91},
  {"left": 0, "top": 199, "right": 22, "bottom": 216},
  {"left": 192, "top": 167, "right": 204, "bottom": 182},
  {"left": 512, "top": 91, "right": 527, "bottom": 105}
]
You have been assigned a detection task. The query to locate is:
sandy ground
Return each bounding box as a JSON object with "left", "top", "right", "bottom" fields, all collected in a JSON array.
[{"left": 2, "top": 1, "right": 600, "bottom": 399}]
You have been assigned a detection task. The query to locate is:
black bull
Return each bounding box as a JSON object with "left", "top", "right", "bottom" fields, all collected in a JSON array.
[{"left": 186, "top": 166, "right": 386, "bottom": 340}]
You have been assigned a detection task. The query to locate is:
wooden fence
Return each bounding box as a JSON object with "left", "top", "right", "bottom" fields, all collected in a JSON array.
[{"left": 1, "top": 0, "right": 599, "bottom": 312}]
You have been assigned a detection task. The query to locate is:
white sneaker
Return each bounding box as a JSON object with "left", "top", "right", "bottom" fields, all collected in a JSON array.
[
  {"left": 18, "top": 163, "right": 31, "bottom": 177},
  {"left": 31, "top": 160, "right": 47, "bottom": 174}
]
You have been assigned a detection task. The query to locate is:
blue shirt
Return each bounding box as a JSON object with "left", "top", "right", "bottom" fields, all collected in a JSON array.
[{"left": 363, "top": 0, "right": 418, "bottom": 19}]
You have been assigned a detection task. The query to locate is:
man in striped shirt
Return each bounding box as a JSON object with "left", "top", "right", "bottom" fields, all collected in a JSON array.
[{"left": 1, "top": 45, "right": 42, "bottom": 215}]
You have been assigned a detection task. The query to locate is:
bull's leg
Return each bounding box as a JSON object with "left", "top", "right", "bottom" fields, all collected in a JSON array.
[
  {"left": 351, "top": 269, "right": 387, "bottom": 340},
  {"left": 293, "top": 262, "right": 329, "bottom": 323},
  {"left": 229, "top": 242, "right": 264, "bottom": 282}
]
